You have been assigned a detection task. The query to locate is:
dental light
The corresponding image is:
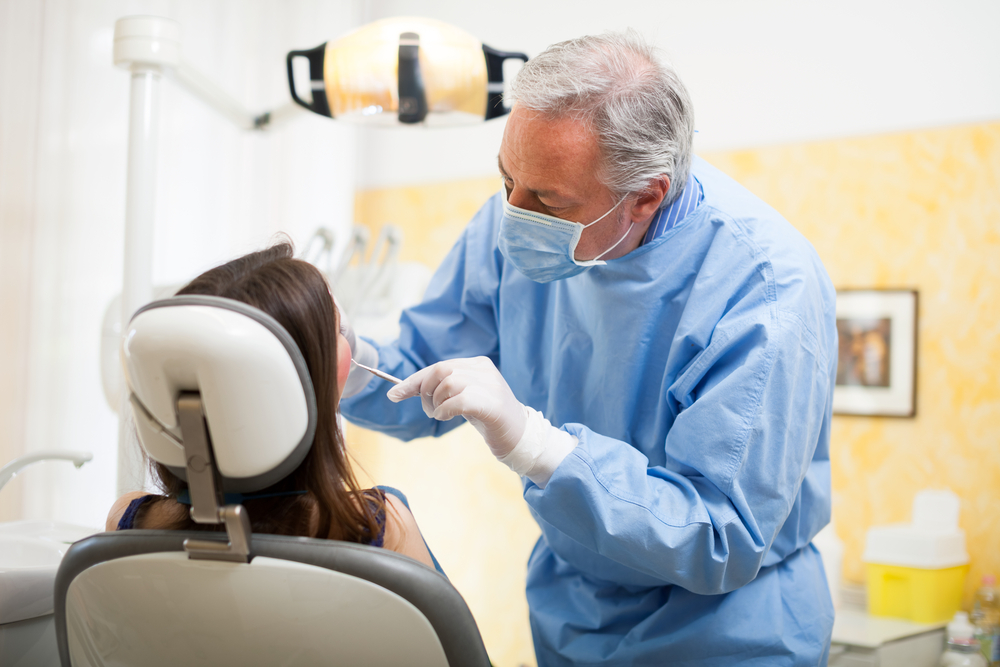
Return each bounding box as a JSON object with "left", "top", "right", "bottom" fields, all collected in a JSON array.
[
  {"left": 110, "top": 15, "right": 526, "bottom": 494},
  {"left": 287, "top": 17, "right": 527, "bottom": 125}
]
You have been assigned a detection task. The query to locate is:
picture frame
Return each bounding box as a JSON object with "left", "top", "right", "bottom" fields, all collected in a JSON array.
[{"left": 833, "top": 289, "right": 918, "bottom": 417}]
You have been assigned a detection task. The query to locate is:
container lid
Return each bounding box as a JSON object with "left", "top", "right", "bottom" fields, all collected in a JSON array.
[
  {"left": 862, "top": 523, "right": 969, "bottom": 568},
  {"left": 912, "top": 489, "right": 960, "bottom": 531},
  {"left": 862, "top": 488, "right": 969, "bottom": 569}
]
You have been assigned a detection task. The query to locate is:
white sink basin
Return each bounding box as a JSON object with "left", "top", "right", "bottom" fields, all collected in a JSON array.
[
  {"left": 0, "top": 520, "right": 100, "bottom": 625},
  {"left": 0, "top": 518, "right": 99, "bottom": 542},
  {"left": 0, "top": 536, "right": 64, "bottom": 569}
]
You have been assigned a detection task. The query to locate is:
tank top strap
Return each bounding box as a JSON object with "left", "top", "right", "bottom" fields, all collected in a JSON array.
[{"left": 117, "top": 494, "right": 158, "bottom": 530}]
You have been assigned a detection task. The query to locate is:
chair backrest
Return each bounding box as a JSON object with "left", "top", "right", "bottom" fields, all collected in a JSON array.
[
  {"left": 55, "top": 296, "right": 490, "bottom": 666},
  {"left": 55, "top": 531, "right": 491, "bottom": 667}
]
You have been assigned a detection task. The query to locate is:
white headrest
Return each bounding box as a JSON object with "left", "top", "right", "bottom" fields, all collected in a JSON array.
[{"left": 122, "top": 296, "right": 317, "bottom": 493}]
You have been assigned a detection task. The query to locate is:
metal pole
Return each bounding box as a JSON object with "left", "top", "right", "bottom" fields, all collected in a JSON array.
[
  {"left": 116, "top": 67, "right": 160, "bottom": 495},
  {"left": 109, "top": 15, "right": 289, "bottom": 495}
]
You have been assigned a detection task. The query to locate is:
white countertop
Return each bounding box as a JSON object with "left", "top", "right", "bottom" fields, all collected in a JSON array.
[{"left": 833, "top": 607, "right": 947, "bottom": 648}]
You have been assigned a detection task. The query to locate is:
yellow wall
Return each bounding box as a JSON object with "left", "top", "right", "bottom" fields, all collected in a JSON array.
[{"left": 349, "top": 121, "right": 1000, "bottom": 666}]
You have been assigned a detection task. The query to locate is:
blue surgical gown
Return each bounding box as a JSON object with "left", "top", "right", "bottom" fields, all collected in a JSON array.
[{"left": 341, "top": 156, "right": 838, "bottom": 666}]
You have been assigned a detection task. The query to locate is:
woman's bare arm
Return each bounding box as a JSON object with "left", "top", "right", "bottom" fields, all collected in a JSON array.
[{"left": 380, "top": 493, "right": 436, "bottom": 570}]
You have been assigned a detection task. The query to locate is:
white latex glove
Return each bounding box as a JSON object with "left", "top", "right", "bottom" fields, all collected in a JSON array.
[
  {"left": 335, "top": 297, "right": 379, "bottom": 398},
  {"left": 386, "top": 357, "right": 579, "bottom": 487},
  {"left": 386, "top": 357, "right": 527, "bottom": 457}
]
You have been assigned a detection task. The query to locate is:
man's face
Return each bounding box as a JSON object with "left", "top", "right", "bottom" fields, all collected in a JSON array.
[{"left": 497, "top": 106, "right": 636, "bottom": 262}]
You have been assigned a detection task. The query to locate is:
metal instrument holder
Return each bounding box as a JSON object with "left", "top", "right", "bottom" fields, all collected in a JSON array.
[
  {"left": 299, "top": 227, "right": 335, "bottom": 274},
  {"left": 175, "top": 392, "right": 252, "bottom": 563}
]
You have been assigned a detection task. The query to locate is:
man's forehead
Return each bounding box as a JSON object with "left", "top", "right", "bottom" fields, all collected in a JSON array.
[
  {"left": 497, "top": 109, "right": 602, "bottom": 199},
  {"left": 496, "top": 154, "right": 566, "bottom": 199}
]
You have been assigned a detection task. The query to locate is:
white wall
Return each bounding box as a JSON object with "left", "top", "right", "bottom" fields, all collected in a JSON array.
[
  {"left": 357, "top": 0, "right": 1000, "bottom": 188},
  {"left": 0, "top": 0, "right": 362, "bottom": 528}
]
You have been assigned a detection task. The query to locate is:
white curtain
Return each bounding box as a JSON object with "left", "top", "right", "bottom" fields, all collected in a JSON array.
[{"left": 0, "top": 0, "right": 362, "bottom": 528}]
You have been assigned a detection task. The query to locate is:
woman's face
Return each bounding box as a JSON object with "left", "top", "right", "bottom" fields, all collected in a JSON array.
[{"left": 335, "top": 323, "right": 352, "bottom": 398}]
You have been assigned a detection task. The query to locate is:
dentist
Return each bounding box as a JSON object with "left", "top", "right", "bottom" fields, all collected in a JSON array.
[{"left": 341, "top": 30, "right": 837, "bottom": 666}]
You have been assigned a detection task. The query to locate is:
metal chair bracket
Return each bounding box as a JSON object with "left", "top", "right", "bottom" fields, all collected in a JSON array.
[
  {"left": 175, "top": 392, "right": 252, "bottom": 563},
  {"left": 184, "top": 504, "right": 252, "bottom": 563}
]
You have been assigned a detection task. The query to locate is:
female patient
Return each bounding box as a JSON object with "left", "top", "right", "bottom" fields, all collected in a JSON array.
[{"left": 106, "top": 242, "right": 438, "bottom": 572}]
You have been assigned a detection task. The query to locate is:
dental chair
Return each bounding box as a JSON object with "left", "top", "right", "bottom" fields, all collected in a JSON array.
[{"left": 53, "top": 296, "right": 490, "bottom": 667}]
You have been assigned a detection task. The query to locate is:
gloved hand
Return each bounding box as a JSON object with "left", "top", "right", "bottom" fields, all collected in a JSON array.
[
  {"left": 335, "top": 297, "right": 379, "bottom": 398},
  {"left": 386, "top": 357, "right": 528, "bottom": 458}
]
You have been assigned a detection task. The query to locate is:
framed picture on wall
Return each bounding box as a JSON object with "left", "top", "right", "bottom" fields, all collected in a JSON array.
[{"left": 833, "top": 289, "right": 918, "bottom": 417}]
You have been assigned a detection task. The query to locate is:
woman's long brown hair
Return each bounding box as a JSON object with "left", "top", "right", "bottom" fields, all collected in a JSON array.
[{"left": 137, "top": 242, "right": 384, "bottom": 543}]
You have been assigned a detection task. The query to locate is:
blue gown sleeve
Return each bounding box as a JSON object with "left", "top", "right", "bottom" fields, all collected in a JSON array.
[
  {"left": 525, "top": 286, "right": 836, "bottom": 595},
  {"left": 339, "top": 198, "right": 503, "bottom": 440}
]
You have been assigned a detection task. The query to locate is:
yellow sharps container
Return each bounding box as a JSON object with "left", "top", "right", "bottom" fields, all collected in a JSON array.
[{"left": 862, "top": 489, "right": 970, "bottom": 624}]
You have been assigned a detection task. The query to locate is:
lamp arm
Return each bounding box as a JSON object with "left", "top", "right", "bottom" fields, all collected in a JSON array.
[{"left": 172, "top": 60, "right": 303, "bottom": 131}]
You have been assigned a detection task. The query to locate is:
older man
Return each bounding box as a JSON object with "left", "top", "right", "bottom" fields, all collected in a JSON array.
[{"left": 341, "top": 30, "right": 837, "bottom": 666}]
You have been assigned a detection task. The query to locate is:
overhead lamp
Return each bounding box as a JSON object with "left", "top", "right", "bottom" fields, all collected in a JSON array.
[{"left": 287, "top": 17, "right": 527, "bottom": 125}]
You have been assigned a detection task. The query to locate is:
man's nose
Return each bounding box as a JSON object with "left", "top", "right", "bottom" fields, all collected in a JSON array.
[{"left": 507, "top": 186, "right": 544, "bottom": 215}]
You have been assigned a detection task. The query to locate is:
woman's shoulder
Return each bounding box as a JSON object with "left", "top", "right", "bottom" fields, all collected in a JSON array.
[
  {"left": 373, "top": 487, "right": 435, "bottom": 570},
  {"left": 374, "top": 485, "right": 409, "bottom": 508},
  {"left": 106, "top": 491, "right": 181, "bottom": 530},
  {"left": 106, "top": 491, "right": 154, "bottom": 530},
  {"left": 373, "top": 487, "right": 413, "bottom": 540}
]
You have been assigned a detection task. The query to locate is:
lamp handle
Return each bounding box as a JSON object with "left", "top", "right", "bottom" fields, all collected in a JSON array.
[
  {"left": 483, "top": 45, "right": 528, "bottom": 120},
  {"left": 286, "top": 43, "right": 332, "bottom": 118}
]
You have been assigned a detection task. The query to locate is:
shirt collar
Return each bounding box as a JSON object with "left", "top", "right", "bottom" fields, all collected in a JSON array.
[{"left": 640, "top": 172, "right": 703, "bottom": 246}]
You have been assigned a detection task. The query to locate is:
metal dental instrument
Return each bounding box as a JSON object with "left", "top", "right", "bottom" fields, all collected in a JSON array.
[{"left": 351, "top": 359, "right": 402, "bottom": 385}]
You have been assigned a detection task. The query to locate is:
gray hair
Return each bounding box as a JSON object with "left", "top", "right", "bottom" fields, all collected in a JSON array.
[{"left": 508, "top": 30, "right": 694, "bottom": 207}]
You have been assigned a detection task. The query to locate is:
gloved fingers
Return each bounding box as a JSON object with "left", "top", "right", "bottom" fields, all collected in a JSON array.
[
  {"left": 420, "top": 365, "right": 472, "bottom": 419},
  {"left": 433, "top": 387, "right": 525, "bottom": 457},
  {"left": 429, "top": 382, "right": 486, "bottom": 422},
  {"left": 428, "top": 372, "right": 477, "bottom": 418},
  {"left": 386, "top": 367, "right": 427, "bottom": 402},
  {"left": 385, "top": 357, "right": 516, "bottom": 426},
  {"left": 386, "top": 363, "right": 452, "bottom": 404},
  {"left": 420, "top": 390, "right": 438, "bottom": 419},
  {"left": 427, "top": 368, "right": 504, "bottom": 419}
]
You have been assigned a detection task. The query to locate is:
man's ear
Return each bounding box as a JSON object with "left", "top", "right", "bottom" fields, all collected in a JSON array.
[{"left": 629, "top": 176, "right": 670, "bottom": 223}]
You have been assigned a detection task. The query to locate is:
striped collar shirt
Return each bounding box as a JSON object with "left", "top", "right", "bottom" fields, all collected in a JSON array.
[{"left": 641, "top": 173, "right": 703, "bottom": 246}]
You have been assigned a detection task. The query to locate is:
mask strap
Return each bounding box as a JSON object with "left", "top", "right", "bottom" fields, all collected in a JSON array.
[
  {"left": 587, "top": 193, "right": 631, "bottom": 261},
  {"left": 592, "top": 222, "right": 635, "bottom": 261},
  {"left": 581, "top": 194, "right": 629, "bottom": 229}
]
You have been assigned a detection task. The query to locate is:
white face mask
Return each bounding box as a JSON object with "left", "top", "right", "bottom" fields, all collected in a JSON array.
[{"left": 497, "top": 186, "right": 633, "bottom": 283}]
